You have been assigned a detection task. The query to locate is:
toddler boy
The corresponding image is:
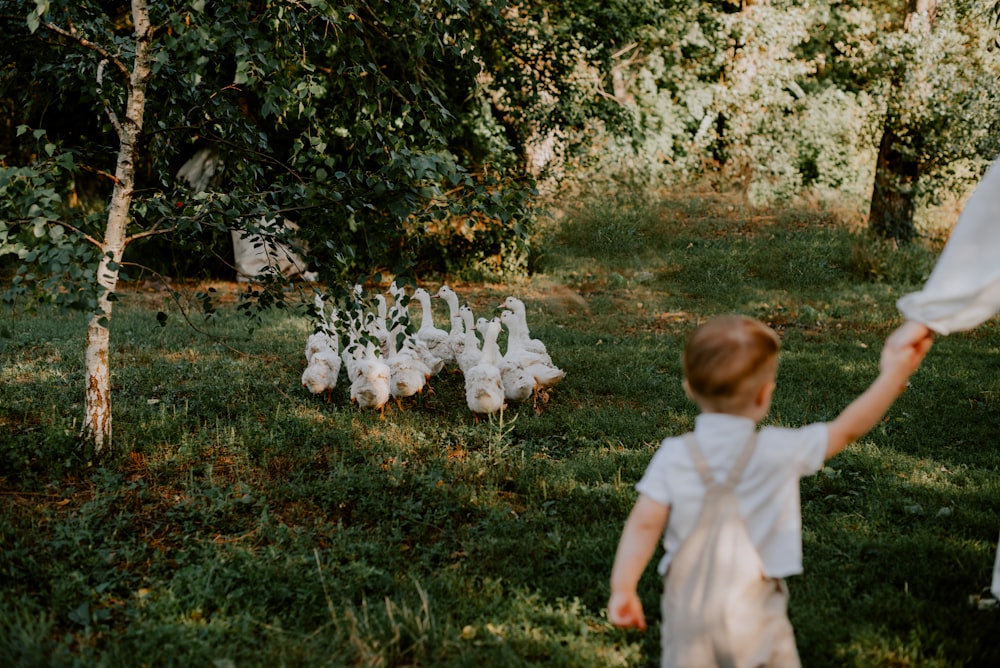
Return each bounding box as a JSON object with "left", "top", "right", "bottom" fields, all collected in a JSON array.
[{"left": 608, "top": 316, "right": 932, "bottom": 666}]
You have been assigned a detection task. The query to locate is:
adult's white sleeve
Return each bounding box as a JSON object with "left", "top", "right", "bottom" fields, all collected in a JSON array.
[{"left": 896, "top": 158, "right": 1000, "bottom": 335}]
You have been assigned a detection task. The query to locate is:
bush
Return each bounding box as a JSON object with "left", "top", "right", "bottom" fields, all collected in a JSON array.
[{"left": 847, "top": 231, "right": 941, "bottom": 285}]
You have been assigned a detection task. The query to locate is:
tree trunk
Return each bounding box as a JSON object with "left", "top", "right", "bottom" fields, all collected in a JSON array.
[
  {"left": 868, "top": 123, "right": 918, "bottom": 243},
  {"left": 867, "top": 0, "right": 936, "bottom": 243},
  {"left": 82, "top": 0, "right": 152, "bottom": 453}
]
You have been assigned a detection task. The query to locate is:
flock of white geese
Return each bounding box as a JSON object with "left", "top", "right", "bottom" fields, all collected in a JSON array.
[{"left": 301, "top": 283, "right": 565, "bottom": 419}]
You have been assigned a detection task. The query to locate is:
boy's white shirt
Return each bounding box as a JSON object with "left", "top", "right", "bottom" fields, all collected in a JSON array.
[
  {"left": 896, "top": 157, "right": 1000, "bottom": 334},
  {"left": 637, "top": 412, "right": 827, "bottom": 579}
]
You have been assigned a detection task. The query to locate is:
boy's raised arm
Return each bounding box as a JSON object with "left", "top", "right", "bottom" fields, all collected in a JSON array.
[{"left": 825, "top": 321, "right": 932, "bottom": 460}]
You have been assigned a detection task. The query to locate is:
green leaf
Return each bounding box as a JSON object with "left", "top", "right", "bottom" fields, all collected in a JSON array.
[{"left": 57, "top": 152, "right": 74, "bottom": 170}]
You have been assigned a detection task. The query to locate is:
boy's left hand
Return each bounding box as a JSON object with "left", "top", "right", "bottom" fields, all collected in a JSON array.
[{"left": 608, "top": 591, "right": 647, "bottom": 630}]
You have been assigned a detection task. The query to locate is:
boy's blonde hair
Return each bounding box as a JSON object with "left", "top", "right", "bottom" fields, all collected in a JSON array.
[{"left": 683, "top": 315, "right": 780, "bottom": 411}]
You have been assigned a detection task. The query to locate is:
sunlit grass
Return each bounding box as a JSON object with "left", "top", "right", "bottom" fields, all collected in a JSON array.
[{"left": 2, "top": 192, "right": 999, "bottom": 666}]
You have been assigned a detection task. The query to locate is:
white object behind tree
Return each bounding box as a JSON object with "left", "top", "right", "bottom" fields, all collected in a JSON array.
[
  {"left": 176, "top": 148, "right": 316, "bottom": 283},
  {"left": 230, "top": 219, "right": 316, "bottom": 283}
]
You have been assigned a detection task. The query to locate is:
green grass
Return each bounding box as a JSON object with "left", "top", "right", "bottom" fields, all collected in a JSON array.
[{"left": 3, "top": 191, "right": 1000, "bottom": 666}]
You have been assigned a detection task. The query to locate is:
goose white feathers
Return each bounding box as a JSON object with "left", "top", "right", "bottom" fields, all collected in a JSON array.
[
  {"left": 500, "top": 359, "right": 535, "bottom": 403},
  {"left": 302, "top": 349, "right": 341, "bottom": 401},
  {"left": 499, "top": 296, "right": 548, "bottom": 357},
  {"left": 435, "top": 285, "right": 465, "bottom": 361},
  {"left": 456, "top": 304, "right": 482, "bottom": 374},
  {"left": 385, "top": 324, "right": 431, "bottom": 405},
  {"left": 304, "top": 294, "right": 342, "bottom": 399},
  {"left": 412, "top": 287, "right": 450, "bottom": 372},
  {"left": 500, "top": 309, "right": 565, "bottom": 395},
  {"left": 349, "top": 340, "right": 391, "bottom": 415},
  {"left": 464, "top": 317, "right": 505, "bottom": 419},
  {"left": 305, "top": 331, "right": 335, "bottom": 363}
]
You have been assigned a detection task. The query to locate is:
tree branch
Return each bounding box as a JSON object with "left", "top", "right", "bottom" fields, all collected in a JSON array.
[
  {"left": 6, "top": 218, "right": 102, "bottom": 248},
  {"left": 30, "top": 19, "right": 131, "bottom": 137},
  {"left": 118, "top": 262, "right": 249, "bottom": 355},
  {"left": 126, "top": 226, "right": 175, "bottom": 243},
  {"left": 58, "top": 221, "right": 103, "bottom": 248},
  {"left": 78, "top": 163, "right": 122, "bottom": 186},
  {"left": 38, "top": 21, "right": 131, "bottom": 79}
]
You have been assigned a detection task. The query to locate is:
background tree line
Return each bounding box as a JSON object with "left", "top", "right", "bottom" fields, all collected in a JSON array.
[
  {"left": 3, "top": 0, "right": 999, "bottom": 286},
  {"left": 1, "top": 0, "right": 998, "bottom": 450}
]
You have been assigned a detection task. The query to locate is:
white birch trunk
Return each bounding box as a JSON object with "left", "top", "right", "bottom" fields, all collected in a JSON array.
[{"left": 82, "top": 0, "right": 152, "bottom": 452}]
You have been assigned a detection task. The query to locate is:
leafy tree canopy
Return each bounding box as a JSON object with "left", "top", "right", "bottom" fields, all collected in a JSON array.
[{"left": 0, "top": 0, "right": 565, "bottom": 311}]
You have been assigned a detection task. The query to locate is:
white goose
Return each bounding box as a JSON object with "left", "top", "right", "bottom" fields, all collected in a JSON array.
[
  {"left": 464, "top": 317, "right": 505, "bottom": 421},
  {"left": 435, "top": 285, "right": 465, "bottom": 362},
  {"left": 500, "top": 309, "right": 565, "bottom": 400},
  {"left": 385, "top": 315, "right": 431, "bottom": 406},
  {"left": 456, "top": 304, "right": 482, "bottom": 374},
  {"left": 303, "top": 294, "right": 342, "bottom": 400},
  {"left": 412, "top": 287, "right": 450, "bottom": 371},
  {"left": 302, "top": 349, "right": 341, "bottom": 402},
  {"left": 349, "top": 339, "right": 391, "bottom": 417},
  {"left": 499, "top": 296, "right": 548, "bottom": 357}
]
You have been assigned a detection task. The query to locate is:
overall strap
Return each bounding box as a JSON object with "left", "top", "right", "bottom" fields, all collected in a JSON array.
[{"left": 682, "top": 431, "right": 760, "bottom": 489}]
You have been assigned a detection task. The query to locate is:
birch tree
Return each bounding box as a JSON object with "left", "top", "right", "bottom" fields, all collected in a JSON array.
[
  {"left": 0, "top": 0, "right": 154, "bottom": 452},
  {"left": 80, "top": 0, "right": 153, "bottom": 451}
]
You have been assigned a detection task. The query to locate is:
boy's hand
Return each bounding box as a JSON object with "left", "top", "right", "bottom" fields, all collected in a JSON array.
[
  {"left": 608, "top": 591, "right": 647, "bottom": 630},
  {"left": 882, "top": 320, "right": 933, "bottom": 379},
  {"left": 887, "top": 320, "right": 932, "bottom": 350}
]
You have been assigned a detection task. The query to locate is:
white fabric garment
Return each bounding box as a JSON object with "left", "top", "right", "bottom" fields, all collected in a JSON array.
[
  {"left": 636, "top": 413, "right": 828, "bottom": 579},
  {"left": 230, "top": 218, "right": 316, "bottom": 283},
  {"left": 892, "top": 159, "right": 1000, "bottom": 598},
  {"left": 896, "top": 158, "right": 1000, "bottom": 334},
  {"left": 993, "top": 531, "right": 1000, "bottom": 599},
  {"left": 177, "top": 149, "right": 316, "bottom": 283}
]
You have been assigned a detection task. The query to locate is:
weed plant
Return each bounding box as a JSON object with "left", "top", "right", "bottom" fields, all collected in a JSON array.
[{"left": 2, "top": 193, "right": 999, "bottom": 666}]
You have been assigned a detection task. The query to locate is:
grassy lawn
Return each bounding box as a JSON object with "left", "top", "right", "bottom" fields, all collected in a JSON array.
[{"left": 2, "top": 191, "right": 1000, "bottom": 666}]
